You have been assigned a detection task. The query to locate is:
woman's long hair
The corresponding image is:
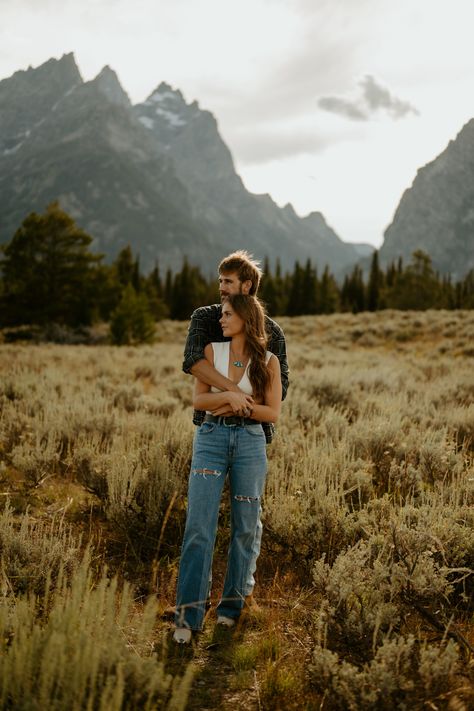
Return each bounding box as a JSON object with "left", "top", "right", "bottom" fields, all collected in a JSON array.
[{"left": 223, "top": 294, "right": 271, "bottom": 402}]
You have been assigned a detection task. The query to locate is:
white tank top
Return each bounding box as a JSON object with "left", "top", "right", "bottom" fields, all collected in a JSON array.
[{"left": 210, "top": 342, "right": 273, "bottom": 396}]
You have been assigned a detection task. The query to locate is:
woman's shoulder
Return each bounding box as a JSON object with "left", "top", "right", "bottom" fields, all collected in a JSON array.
[
  {"left": 208, "top": 342, "right": 228, "bottom": 362},
  {"left": 266, "top": 351, "right": 280, "bottom": 370},
  {"left": 211, "top": 342, "right": 229, "bottom": 353}
]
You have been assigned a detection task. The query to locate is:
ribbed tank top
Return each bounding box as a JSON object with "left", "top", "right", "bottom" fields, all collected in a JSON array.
[{"left": 210, "top": 342, "right": 272, "bottom": 396}]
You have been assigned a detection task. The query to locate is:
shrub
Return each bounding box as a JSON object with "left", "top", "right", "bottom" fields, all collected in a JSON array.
[
  {"left": 0, "top": 555, "right": 194, "bottom": 710},
  {"left": 310, "top": 636, "right": 460, "bottom": 711},
  {"left": 0, "top": 502, "right": 80, "bottom": 596},
  {"left": 110, "top": 285, "right": 156, "bottom": 345}
]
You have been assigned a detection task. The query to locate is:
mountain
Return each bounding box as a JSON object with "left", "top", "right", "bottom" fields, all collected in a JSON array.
[
  {"left": 351, "top": 242, "right": 375, "bottom": 259},
  {"left": 0, "top": 56, "right": 214, "bottom": 270},
  {"left": 380, "top": 120, "right": 474, "bottom": 279},
  {"left": 0, "top": 54, "right": 361, "bottom": 274}
]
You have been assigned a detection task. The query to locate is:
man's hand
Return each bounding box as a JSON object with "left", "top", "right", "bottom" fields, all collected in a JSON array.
[{"left": 212, "top": 392, "right": 254, "bottom": 417}]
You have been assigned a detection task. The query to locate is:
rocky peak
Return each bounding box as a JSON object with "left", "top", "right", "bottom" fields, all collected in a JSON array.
[
  {"left": 0, "top": 53, "right": 83, "bottom": 155},
  {"left": 91, "top": 65, "right": 131, "bottom": 108},
  {"left": 49, "top": 52, "right": 83, "bottom": 87},
  {"left": 146, "top": 81, "right": 186, "bottom": 106},
  {"left": 137, "top": 81, "right": 202, "bottom": 134},
  {"left": 380, "top": 118, "right": 474, "bottom": 279},
  {"left": 0, "top": 52, "right": 82, "bottom": 97}
]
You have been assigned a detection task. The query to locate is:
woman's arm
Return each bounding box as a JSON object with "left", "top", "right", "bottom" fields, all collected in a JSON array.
[
  {"left": 249, "top": 355, "right": 282, "bottom": 423},
  {"left": 191, "top": 359, "right": 242, "bottom": 394},
  {"left": 193, "top": 344, "right": 254, "bottom": 414}
]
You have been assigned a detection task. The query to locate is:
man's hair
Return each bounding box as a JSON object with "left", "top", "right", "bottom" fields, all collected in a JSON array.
[{"left": 218, "top": 250, "right": 262, "bottom": 296}]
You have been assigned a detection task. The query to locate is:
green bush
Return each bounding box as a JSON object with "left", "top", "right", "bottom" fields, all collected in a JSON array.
[{"left": 0, "top": 555, "right": 194, "bottom": 710}]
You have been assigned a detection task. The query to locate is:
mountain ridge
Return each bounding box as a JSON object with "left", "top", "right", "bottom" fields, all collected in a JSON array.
[
  {"left": 380, "top": 118, "right": 474, "bottom": 279},
  {"left": 1, "top": 54, "right": 366, "bottom": 274}
]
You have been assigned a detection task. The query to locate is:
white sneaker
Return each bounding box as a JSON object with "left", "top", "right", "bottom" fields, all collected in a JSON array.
[
  {"left": 173, "top": 627, "right": 192, "bottom": 644},
  {"left": 216, "top": 615, "right": 236, "bottom": 628}
]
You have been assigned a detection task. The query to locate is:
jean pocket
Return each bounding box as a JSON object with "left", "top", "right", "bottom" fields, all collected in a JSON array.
[
  {"left": 245, "top": 424, "right": 264, "bottom": 437},
  {"left": 198, "top": 422, "right": 217, "bottom": 434}
]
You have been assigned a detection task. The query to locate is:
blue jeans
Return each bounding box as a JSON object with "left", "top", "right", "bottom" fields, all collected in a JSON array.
[{"left": 175, "top": 420, "right": 267, "bottom": 630}]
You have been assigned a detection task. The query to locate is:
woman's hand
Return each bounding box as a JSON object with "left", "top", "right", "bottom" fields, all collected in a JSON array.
[
  {"left": 224, "top": 391, "right": 254, "bottom": 415},
  {"left": 210, "top": 392, "right": 254, "bottom": 417}
]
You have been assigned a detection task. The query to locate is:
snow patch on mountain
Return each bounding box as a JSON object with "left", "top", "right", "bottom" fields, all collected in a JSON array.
[
  {"left": 148, "top": 91, "right": 177, "bottom": 104},
  {"left": 154, "top": 107, "right": 186, "bottom": 127},
  {"left": 138, "top": 116, "right": 154, "bottom": 130}
]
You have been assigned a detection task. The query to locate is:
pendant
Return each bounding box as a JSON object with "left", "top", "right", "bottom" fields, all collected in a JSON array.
[{"left": 232, "top": 360, "right": 244, "bottom": 368}]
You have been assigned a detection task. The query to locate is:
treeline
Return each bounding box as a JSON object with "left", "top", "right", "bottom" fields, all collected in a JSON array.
[
  {"left": 0, "top": 204, "right": 218, "bottom": 343},
  {"left": 261, "top": 250, "right": 474, "bottom": 315},
  {"left": 1, "top": 204, "right": 473, "bottom": 343}
]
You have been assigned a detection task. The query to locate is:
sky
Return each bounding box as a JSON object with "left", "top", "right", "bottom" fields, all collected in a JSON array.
[{"left": 1, "top": 0, "right": 473, "bottom": 248}]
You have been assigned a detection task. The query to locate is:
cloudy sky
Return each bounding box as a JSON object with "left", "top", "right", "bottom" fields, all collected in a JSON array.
[{"left": 1, "top": 0, "right": 473, "bottom": 247}]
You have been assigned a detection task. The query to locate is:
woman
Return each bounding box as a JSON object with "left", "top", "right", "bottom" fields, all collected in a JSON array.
[{"left": 173, "top": 294, "right": 282, "bottom": 643}]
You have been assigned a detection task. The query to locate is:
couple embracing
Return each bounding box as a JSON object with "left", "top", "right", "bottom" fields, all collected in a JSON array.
[{"left": 173, "top": 251, "right": 289, "bottom": 644}]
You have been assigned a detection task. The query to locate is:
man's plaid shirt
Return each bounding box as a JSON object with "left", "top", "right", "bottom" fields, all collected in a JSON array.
[{"left": 183, "top": 304, "right": 289, "bottom": 444}]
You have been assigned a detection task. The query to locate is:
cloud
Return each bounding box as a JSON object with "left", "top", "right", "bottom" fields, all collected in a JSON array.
[
  {"left": 361, "top": 75, "right": 418, "bottom": 118},
  {"left": 318, "top": 75, "right": 419, "bottom": 121},
  {"left": 317, "top": 97, "right": 367, "bottom": 121}
]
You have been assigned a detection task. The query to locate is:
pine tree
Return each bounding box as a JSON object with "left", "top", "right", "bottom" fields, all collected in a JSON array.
[
  {"left": 367, "top": 251, "right": 381, "bottom": 311},
  {"left": 319, "top": 266, "right": 339, "bottom": 314},
  {"left": 145, "top": 262, "right": 169, "bottom": 320},
  {"left": 148, "top": 261, "right": 163, "bottom": 299},
  {"left": 114, "top": 246, "right": 136, "bottom": 288},
  {"left": 385, "top": 250, "right": 444, "bottom": 310},
  {"left": 341, "top": 265, "right": 365, "bottom": 313},
  {"left": 110, "top": 284, "right": 156, "bottom": 345},
  {"left": 164, "top": 268, "right": 173, "bottom": 310},
  {"left": 287, "top": 261, "right": 305, "bottom": 315},
  {"left": 261, "top": 256, "right": 289, "bottom": 317},
  {"left": 273, "top": 258, "right": 287, "bottom": 315},
  {"left": 456, "top": 269, "right": 474, "bottom": 308},
  {"left": 303, "top": 258, "right": 319, "bottom": 314},
  {"left": 260, "top": 260, "right": 278, "bottom": 316},
  {"left": 0, "top": 202, "right": 102, "bottom": 327},
  {"left": 169, "top": 258, "right": 209, "bottom": 320}
]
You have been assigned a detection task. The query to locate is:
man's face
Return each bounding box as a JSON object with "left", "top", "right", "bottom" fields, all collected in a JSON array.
[{"left": 218, "top": 271, "right": 251, "bottom": 299}]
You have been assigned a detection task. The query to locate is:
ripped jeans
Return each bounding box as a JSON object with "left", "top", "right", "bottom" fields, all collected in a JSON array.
[{"left": 175, "top": 420, "right": 267, "bottom": 630}]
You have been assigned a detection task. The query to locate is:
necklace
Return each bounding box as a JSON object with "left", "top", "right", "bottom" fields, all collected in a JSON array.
[{"left": 231, "top": 347, "right": 246, "bottom": 368}]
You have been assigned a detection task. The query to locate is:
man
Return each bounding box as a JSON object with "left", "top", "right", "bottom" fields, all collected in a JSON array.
[
  {"left": 182, "top": 250, "right": 289, "bottom": 604},
  {"left": 183, "top": 251, "right": 289, "bottom": 436}
]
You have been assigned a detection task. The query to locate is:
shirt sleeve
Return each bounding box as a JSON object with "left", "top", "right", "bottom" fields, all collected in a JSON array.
[
  {"left": 182, "top": 306, "right": 216, "bottom": 374},
  {"left": 268, "top": 319, "right": 290, "bottom": 401}
]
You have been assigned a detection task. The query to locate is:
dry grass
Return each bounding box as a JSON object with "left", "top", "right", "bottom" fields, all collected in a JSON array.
[{"left": 1, "top": 309, "right": 474, "bottom": 710}]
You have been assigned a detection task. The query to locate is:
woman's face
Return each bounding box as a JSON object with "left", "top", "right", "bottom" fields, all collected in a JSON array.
[{"left": 219, "top": 301, "right": 245, "bottom": 338}]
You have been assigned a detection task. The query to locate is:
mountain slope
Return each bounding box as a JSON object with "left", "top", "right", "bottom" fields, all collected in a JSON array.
[
  {"left": 380, "top": 119, "right": 474, "bottom": 279},
  {"left": 134, "top": 82, "right": 360, "bottom": 271},
  {"left": 0, "top": 58, "right": 214, "bottom": 269},
  {"left": 1, "top": 54, "right": 361, "bottom": 274}
]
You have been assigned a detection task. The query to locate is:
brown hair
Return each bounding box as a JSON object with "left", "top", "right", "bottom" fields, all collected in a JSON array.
[
  {"left": 223, "top": 294, "right": 271, "bottom": 402},
  {"left": 218, "top": 250, "right": 262, "bottom": 296}
]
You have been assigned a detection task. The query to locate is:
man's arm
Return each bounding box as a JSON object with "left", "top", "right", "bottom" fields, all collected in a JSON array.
[
  {"left": 193, "top": 344, "right": 254, "bottom": 414},
  {"left": 190, "top": 358, "right": 242, "bottom": 393},
  {"left": 267, "top": 317, "right": 289, "bottom": 400}
]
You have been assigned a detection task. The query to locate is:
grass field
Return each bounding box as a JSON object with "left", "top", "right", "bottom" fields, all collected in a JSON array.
[{"left": 1, "top": 310, "right": 473, "bottom": 710}]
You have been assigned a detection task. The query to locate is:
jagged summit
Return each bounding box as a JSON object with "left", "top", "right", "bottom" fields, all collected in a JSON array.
[
  {"left": 136, "top": 81, "right": 200, "bottom": 135},
  {"left": 0, "top": 52, "right": 82, "bottom": 91},
  {"left": 91, "top": 65, "right": 131, "bottom": 108},
  {"left": 147, "top": 81, "right": 185, "bottom": 103},
  {"left": 0, "top": 53, "right": 83, "bottom": 155},
  {"left": 0, "top": 54, "right": 362, "bottom": 274}
]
